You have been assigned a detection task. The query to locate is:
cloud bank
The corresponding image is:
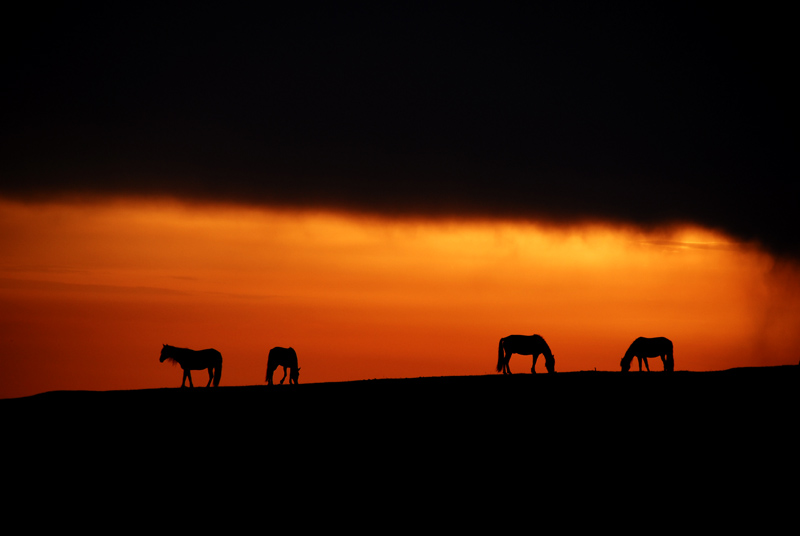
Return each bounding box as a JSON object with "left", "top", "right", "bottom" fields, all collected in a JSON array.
[{"left": 2, "top": 5, "right": 797, "bottom": 257}]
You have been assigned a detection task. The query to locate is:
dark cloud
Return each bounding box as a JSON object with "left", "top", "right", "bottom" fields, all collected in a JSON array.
[{"left": 2, "top": 5, "right": 797, "bottom": 256}]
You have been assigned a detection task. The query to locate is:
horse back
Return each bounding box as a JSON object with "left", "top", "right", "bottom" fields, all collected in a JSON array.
[
  {"left": 502, "top": 334, "right": 547, "bottom": 355},
  {"left": 268, "top": 346, "right": 298, "bottom": 368},
  {"left": 654, "top": 337, "right": 673, "bottom": 351},
  {"left": 632, "top": 337, "right": 672, "bottom": 356},
  {"left": 179, "top": 348, "right": 222, "bottom": 369}
]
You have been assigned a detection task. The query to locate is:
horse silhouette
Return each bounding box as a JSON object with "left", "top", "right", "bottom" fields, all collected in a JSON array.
[
  {"left": 497, "top": 334, "right": 555, "bottom": 374},
  {"left": 620, "top": 337, "right": 674, "bottom": 372},
  {"left": 266, "top": 347, "right": 300, "bottom": 385},
  {"left": 159, "top": 344, "right": 223, "bottom": 387}
]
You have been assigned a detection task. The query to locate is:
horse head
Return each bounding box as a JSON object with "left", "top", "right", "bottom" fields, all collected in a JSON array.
[
  {"left": 159, "top": 344, "right": 168, "bottom": 363},
  {"left": 620, "top": 356, "right": 631, "bottom": 372},
  {"left": 545, "top": 354, "right": 556, "bottom": 374},
  {"left": 290, "top": 367, "right": 301, "bottom": 384}
]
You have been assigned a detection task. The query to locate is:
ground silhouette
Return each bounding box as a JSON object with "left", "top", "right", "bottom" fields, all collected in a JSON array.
[
  {"left": 4, "top": 367, "right": 797, "bottom": 531},
  {"left": 6, "top": 367, "right": 796, "bottom": 449}
]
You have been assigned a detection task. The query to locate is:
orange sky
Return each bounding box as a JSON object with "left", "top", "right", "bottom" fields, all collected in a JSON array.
[{"left": 1, "top": 197, "right": 799, "bottom": 399}]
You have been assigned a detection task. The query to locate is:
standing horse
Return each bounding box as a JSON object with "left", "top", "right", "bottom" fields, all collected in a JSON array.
[
  {"left": 266, "top": 347, "right": 300, "bottom": 385},
  {"left": 620, "top": 337, "right": 674, "bottom": 372},
  {"left": 159, "top": 344, "right": 223, "bottom": 387},
  {"left": 497, "top": 334, "right": 555, "bottom": 374}
]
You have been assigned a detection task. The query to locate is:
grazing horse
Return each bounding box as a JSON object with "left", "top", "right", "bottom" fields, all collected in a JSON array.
[
  {"left": 497, "top": 334, "right": 555, "bottom": 374},
  {"left": 620, "top": 337, "right": 674, "bottom": 372},
  {"left": 159, "top": 344, "right": 223, "bottom": 387},
  {"left": 266, "top": 347, "right": 300, "bottom": 385}
]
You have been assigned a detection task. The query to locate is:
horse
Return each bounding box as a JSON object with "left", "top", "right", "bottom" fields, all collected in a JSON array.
[
  {"left": 620, "top": 337, "right": 674, "bottom": 372},
  {"left": 266, "top": 347, "right": 300, "bottom": 385},
  {"left": 159, "top": 344, "right": 223, "bottom": 387},
  {"left": 497, "top": 334, "right": 555, "bottom": 374}
]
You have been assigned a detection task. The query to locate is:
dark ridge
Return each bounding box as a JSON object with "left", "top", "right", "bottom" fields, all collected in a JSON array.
[
  {"left": 5, "top": 368, "right": 796, "bottom": 527},
  {"left": 7, "top": 367, "right": 797, "bottom": 437}
]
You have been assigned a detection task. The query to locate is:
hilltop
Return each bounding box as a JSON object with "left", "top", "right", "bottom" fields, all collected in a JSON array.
[
  {"left": 4, "top": 368, "right": 796, "bottom": 528},
  {"left": 6, "top": 367, "right": 797, "bottom": 447}
]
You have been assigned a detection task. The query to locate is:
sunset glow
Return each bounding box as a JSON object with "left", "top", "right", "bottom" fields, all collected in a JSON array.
[{"left": 1, "top": 198, "right": 798, "bottom": 399}]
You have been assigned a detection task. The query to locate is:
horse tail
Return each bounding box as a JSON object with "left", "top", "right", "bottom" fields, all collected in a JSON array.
[
  {"left": 497, "top": 338, "right": 505, "bottom": 372},
  {"left": 213, "top": 354, "right": 223, "bottom": 387}
]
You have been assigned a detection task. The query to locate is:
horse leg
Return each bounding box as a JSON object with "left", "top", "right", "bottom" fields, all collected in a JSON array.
[
  {"left": 643, "top": 357, "right": 650, "bottom": 372},
  {"left": 504, "top": 352, "right": 512, "bottom": 374},
  {"left": 206, "top": 367, "right": 213, "bottom": 387},
  {"left": 183, "top": 369, "right": 194, "bottom": 388},
  {"left": 280, "top": 365, "right": 288, "bottom": 384}
]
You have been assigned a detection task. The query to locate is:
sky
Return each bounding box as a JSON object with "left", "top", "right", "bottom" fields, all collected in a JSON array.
[{"left": 1, "top": 5, "right": 798, "bottom": 398}]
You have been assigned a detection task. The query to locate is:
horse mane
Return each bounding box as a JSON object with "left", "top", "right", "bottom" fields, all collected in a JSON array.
[
  {"left": 533, "top": 334, "right": 553, "bottom": 357},
  {"left": 162, "top": 344, "right": 189, "bottom": 365}
]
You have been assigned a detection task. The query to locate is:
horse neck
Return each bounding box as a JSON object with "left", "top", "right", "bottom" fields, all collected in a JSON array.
[
  {"left": 166, "top": 352, "right": 183, "bottom": 365},
  {"left": 164, "top": 346, "right": 189, "bottom": 363},
  {"left": 621, "top": 350, "right": 634, "bottom": 365}
]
